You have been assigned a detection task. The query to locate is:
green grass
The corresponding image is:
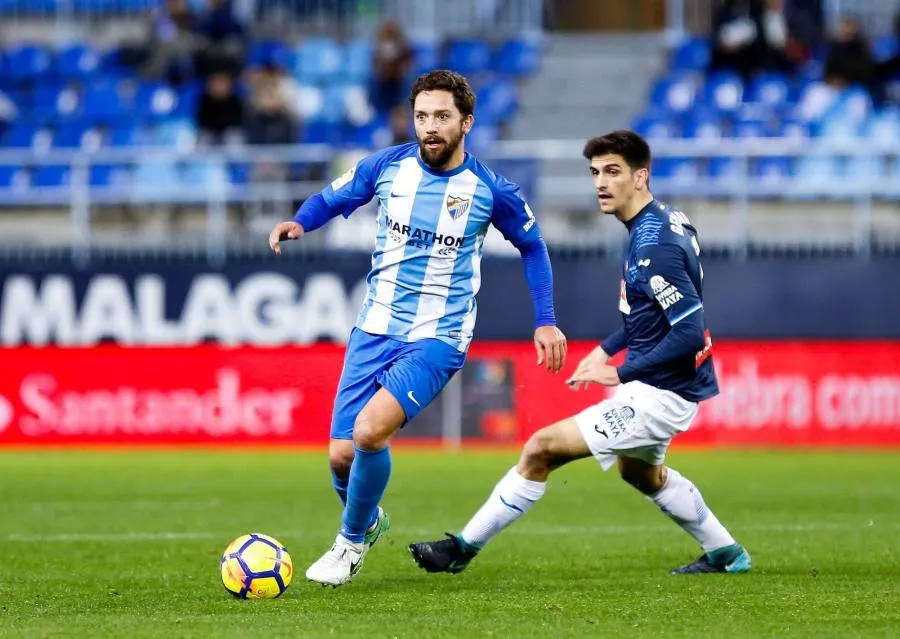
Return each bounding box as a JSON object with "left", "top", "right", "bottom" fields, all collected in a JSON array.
[{"left": 0, "top": 449, "right": 898, "bottom": 638}]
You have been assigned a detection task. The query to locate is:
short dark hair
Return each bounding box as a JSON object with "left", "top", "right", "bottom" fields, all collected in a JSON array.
[
  {"left": 409, "top": 70, "right": 476, "bottom": 117},
  {"left": 582, "top": 130, "right": 652, "bottom": 172}
]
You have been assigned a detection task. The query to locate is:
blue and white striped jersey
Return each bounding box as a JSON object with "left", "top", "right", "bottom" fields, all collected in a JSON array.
[{"left": 320, "top": 143, "right": 540, "bottom": 352}]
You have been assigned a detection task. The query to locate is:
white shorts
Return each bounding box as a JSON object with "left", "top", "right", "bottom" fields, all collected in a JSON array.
[{"left": 574, "top": 381, "right": 699, "bottom": 471}]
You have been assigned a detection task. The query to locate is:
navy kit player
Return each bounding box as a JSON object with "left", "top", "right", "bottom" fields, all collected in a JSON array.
[
  {"left": 268, "top": 70, "right": 567, "bottom": 586},
  {"left": 409, "top": 130, "right": 751, "bottom": 575}
]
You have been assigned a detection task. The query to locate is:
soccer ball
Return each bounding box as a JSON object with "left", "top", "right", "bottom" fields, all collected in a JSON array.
[{"left": 220, "top": 533, "right": 293, "bottom": 599}]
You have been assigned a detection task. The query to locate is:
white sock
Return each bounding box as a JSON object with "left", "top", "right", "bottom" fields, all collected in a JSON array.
[
  {"left": 460, "top": 466, "right": 546, "bottom": 549},
  {"left": 648, "top": 468, "right": 736, "bottom": 553}
]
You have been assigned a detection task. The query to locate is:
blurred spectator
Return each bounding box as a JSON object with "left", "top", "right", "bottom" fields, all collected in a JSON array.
[
  {"left": 194, "top": 0, "right": 247, "bottom": 77},
  {"left": 710, "top": 0, "right": 759, "bottom": 77},
  {"left": 387, "top": 104, "right": 413, "bottom": 145},
  {"left": 876, "top": 11, "right": 900, "bottom": 104},
  {"left": 710, "top": 0, "right": 801, "bottom": 77},
  {"left": 195, "top": 71, "right": 245, "bottom": 146},
  {"left": 824, "top": 15, "right": 875, "bottom": 89},
  {"left": 121, "top": 0, "right": 197, "bottom": 85},
  {"left": 245, "top": 86, "right": 298, "bottom": 147},
  {"left": 370, "top": 19, "right": 413, "bottom": 115},
  {"left": 249, "top": 62, "right": 302, "bottom": 122}
]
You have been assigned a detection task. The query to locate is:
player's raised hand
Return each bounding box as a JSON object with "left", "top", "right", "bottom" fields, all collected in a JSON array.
[
  {"left": 534, "top": 325, "right": 567, "bottom": 374},
  {"left": 268, "top": 221, "right": 304, "bottom": 255}
]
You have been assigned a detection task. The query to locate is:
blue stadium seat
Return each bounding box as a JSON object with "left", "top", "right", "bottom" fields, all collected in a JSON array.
[
  {"left": 466, "top": 124, "right": 498, "bottom": 154},
  {"left": 731, "top": 116, "right": 767, "bottom": 138},
  {"left": 755, "top": 157, "right": 794, "bottom": 182},
  {"left": 649, "top": 74, "right": 696, "bottom": 115},
  {"left": 445, "top": 39, "right": 491, "bottom": 76},
  {"left": 149, "top": 118, "right": 196, "bottom": 147},
  {"left": 5, "top": 123, "right": 52, "bottom": 151},
  {"left": 344, "top": 38, "right": 373, "bottom": 83},
  {"left": 302, "top": 120, "right": 344, "bottom": 145},
  {"left": 82, "top": 84, "right": 127, "bottom": 125},
  {"left": 410, "top": 39, "right": 438, "bottom": 76},
  {"left": 708, "top": 156, "right": 742, "bottom": 183},
  {"left": 653, "top": 157, "right": 699, "bottom": 180},
  {"left": 746, "top": 72, "right": 790, "bottom": 107},
  {"left": 294, "top": 37, "right": 343, "bottom": 84},
  {"left": 133, "top": 161, "right": 181, "bottom": 200},
  {"left": 873, "top": 36, "right": 899, "bottom": 63},
  {"left": 813, "top": 115, "right": 861, "bottom": 140},
  {"left": 90, "top": 164, "right": 132, "bottom": 189},
  {"left": 476, "top": 81, "right": 518, "bottom": 125},
  {"left": 6, "top": 44, "right": 52, "bottom": 83},
  {"left": 682, "top": 112, "right": 723, "bottom": 141},
  {"left": 55, "top": 43, "right": 100, "bottom": 80},
  {"left": 491, "top": 38, "right": 541, "bottom": 77},
  {"left": 108, "top": 124, "right": 143, "bottom": 147},
  {"left": 864, "top": 108, "right": 900, "bottom": 146},
  {"left": 54, "top": 122, "right": 101, "bottom": 150},
  {"left": 778, "top": 118, "right": 811, "bottom": 139},
  {"left": 631, "top": 114, "right": 679, "bottom": 139},
  {"left": 671, "top": 37, "right": 710, "bottom": 72},
  {"left": 0, "top": 165, "right": 31, "bottom": 191},
  {"left": 134, "top": 83, "right": 188, "bottom": 122},
  {"left": 28, "top": 85, "right": 76, "bottom": 123},
  {"left": 701, "top": 72, "right": 743, "bottom": 115},
  {"left": 33, "top": 165, "right": 71, "bottom": 188},
  {"left": 248, "top": 41, "right": 292, "bottom": 68}
]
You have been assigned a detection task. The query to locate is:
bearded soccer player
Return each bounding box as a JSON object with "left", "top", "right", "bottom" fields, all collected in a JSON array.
[
  {"left": 268, "top": 70, "right": 567, "bottom": 587},
  {"left": 408, "top": 129, "right": 751, "bottom": 576}
]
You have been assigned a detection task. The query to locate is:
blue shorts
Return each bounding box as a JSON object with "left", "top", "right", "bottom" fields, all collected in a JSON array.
[{"left": 330, "top": 328, "right": 467, "bottom": 439}]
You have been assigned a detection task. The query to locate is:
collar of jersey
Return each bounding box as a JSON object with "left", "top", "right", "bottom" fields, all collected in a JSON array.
[
  {"left": 624, "top": 199, "right": 660, "bottom": 231},
  {"left": 415, "top": 150, "right": 474, "bottom": 177}
]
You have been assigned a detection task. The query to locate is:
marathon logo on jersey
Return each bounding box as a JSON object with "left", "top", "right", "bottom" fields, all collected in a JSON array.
[
  {"left": 386, "top": 215, "right": 464, "bottom": 249},
  {"left": 446, "top": 194, "right": 471, "bottom": 220},
  {"left": 650, "top": 275, "right": 683, "bottom": 310}
]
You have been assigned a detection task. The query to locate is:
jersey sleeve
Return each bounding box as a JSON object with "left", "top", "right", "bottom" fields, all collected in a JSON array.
[
  {"left": 636, "top": 243, "right": 703, "bottom": 326},
  {"left": 319, "top": 151, "right": 383, "bottom": 218},
  {"left": 488, "top": 177, "right": 541, "bottom": 249}
]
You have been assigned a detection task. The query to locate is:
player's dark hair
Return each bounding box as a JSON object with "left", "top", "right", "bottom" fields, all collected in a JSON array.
[
  {"left": 582, "top": 130, "right": 652, "bottom": 172},
  {"left": 409, "top": 70, "right": 476, "bottom": 117}
]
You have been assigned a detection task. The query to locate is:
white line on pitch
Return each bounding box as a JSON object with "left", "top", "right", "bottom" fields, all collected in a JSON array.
[{"left": 4, "top": 521, "right": 895, "bottom": 543}]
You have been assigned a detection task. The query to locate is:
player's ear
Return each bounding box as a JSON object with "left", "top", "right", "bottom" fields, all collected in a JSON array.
[
  {"left": 634, "top": 167, "right": 649, "bottom": 190},
  {"left": 462, "top": 113, "right": 474, "bottom": 135}
]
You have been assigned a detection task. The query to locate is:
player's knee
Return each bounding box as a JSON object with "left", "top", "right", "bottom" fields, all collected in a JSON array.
[
  {"left": 520, "top": 429, "right": 559, "bottom": 472},
  {"left": 618, "top": 461, "right": 665, "bottom": 494},
  {"left": 352, "top": 418, "right": 391, "bottom": 451},
  {"left": 328, "top": 444, "right": 354, "bottom": 477}
]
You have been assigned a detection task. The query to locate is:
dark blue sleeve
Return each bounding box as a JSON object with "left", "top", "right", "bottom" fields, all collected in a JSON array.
[
  {"left": 519, "top": 240, "right": 557, "bottom": 327},
  {"left": 617, "top": 243, "right": 706, "bottom": 382},
  {"left": 488, "top": 176, "right": 542, "bottom": 249},
  {"left": 617, "top": 311, "right": 706, "bottom": 383},
  {"left": 601, "top": 328, "right": 627, "bottom": 357},
  {"left": 318, "top": 150, "right": 384, "bottom": 219},
  {"left": 293, "top": 193, "right": 341, "bottom": 232}
]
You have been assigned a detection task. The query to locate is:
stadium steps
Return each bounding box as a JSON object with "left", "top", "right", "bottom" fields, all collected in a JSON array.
[{"left": 508, "top": 34, "right": 667, "bottom": 212}]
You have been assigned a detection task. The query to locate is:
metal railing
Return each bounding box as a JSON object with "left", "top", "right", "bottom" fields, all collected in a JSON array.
[{"left": 0, "top": 137, "right": 898, "bottom": 263}]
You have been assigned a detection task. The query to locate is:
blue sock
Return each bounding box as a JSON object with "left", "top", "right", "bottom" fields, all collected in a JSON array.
[
  {"left": 331, "top": 469, "right": 349, "bottom": 506},
  {"left": 340, "top": 446, "right": 391, "bottom": 543}
]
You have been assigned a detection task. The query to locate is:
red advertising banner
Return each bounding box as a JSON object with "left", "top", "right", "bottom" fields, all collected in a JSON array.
[{"left": 0, "top": 341, "right": 897, "bottom": 447}]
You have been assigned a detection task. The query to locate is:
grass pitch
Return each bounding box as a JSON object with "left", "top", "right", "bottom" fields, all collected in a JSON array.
[{"left": 0, "top": 449, "right": 898, "bottom": 638}]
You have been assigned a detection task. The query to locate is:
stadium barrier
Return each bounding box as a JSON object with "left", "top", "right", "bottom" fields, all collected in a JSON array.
[
  {"left": 1, "top": 138, "right": 900, "bottom": 258},
  {"left": 0, "top": 340, "right": 898, "bottom": 447}
]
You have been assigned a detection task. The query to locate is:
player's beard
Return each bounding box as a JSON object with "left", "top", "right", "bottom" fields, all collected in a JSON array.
[{"left": 418, "top": 127, "right": 464, "bottom": 169}]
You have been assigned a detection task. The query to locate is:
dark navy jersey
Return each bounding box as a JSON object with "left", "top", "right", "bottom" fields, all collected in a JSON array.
[{"left": 613, "top": 199, "right": 719, "bottom": 402}]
